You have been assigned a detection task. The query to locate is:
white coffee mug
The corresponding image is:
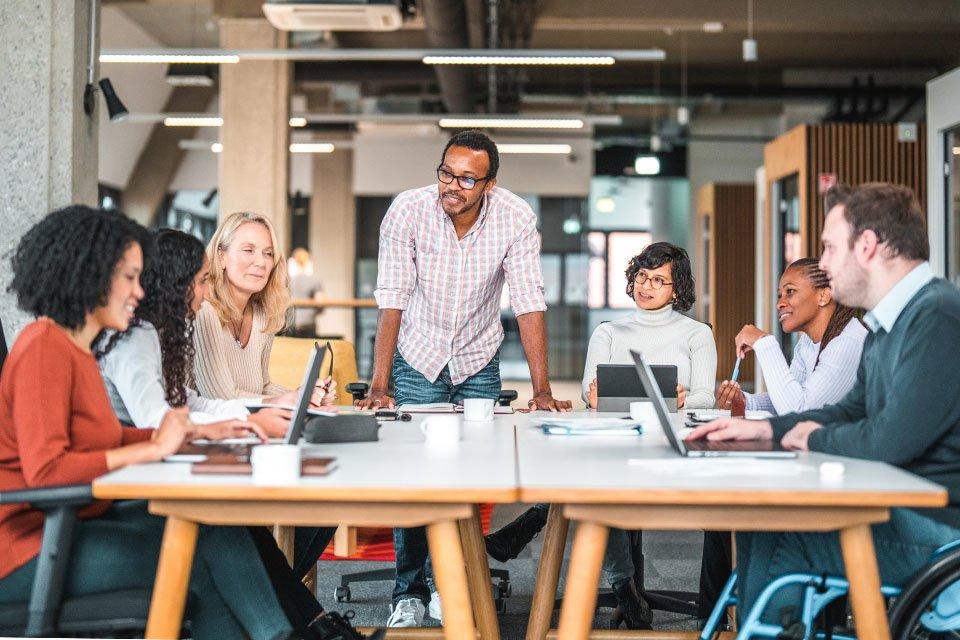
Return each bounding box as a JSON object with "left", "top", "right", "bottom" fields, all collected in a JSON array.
[
  {"left": 250, "top": 444, "right": 301, "bottom": 486},
  {"left": 462, "top": 398, "right": 495, "bottom": 422},
  {"left": 629, "top": 401, "right": 658, "bottom": 425},
  {"left": 420, "top": 415, "right": 463, "bottom": 447}
]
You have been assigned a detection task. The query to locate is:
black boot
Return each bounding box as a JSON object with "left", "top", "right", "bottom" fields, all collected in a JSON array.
[
  {"left": 484, "top": 505, "right": 549, "bottom": 562},
  {"left": 612, "top": 579, "right": 653, "bottom": 630},
  {"left": 310, "top": 611, "right": 385, "bottom": 640}
]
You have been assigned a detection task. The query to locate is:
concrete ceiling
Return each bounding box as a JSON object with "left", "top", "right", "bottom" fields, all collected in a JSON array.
[{"left": 106, "top": 0, "right": 960, "bottom": 119}]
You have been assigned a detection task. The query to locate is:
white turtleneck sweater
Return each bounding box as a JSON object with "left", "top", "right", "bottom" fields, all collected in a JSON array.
[{"left": 581, "top": 305, "right": 718, "bottom": 409}]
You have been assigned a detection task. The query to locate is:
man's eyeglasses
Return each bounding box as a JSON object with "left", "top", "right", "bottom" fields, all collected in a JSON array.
[
  {"left": 635, "top": 273, "right": 673, "bottom": 290},
  {"left": 437, "top": 167, "right": 490, "bottom": 190}
]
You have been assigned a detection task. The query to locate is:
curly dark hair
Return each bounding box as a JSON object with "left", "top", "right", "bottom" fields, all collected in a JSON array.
[
  {"left": 10, "top": 205, "right": 151, "bottom": 330},
  {"left": 441, "top": 130, "right": 500, "bottom": 179},
  {"left": 97, "top": 229, "right": 205, "bottom": 407},
  {"left": 624, "top": 242, "right": 696, "bottom": 312},
  {"left": 786, "top": 257, "right": 863, "bottom": 367}
]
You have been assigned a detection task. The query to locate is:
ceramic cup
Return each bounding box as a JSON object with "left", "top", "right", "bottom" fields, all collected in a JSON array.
[
  {"left": 462, "top": 398, "right": 495, "bottom": 422},
  {"left": 250, "top": 444, "right": 301, "bottom": 486},
  {"left": 420, "top": 415, "right": 463, "bottom": 447}
]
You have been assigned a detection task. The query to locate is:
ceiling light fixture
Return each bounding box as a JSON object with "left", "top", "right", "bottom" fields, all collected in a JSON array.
[
  {"left": 289, "top": 117, "right": 307, "bottom": 127},
  {"left": 634, "top": 155, "right": 661, "bottom": 175},
  {"left": 211, "top": 142, "right": 223, "bottom": 153},
  {"left": 702, "top": 21, "right": 724, "bottom": 33},
  {"left": 424, "top": 55, "right": 615, "bottom": 66},
  {"left": 439, "top": 117, "right": 584, "bottom": 129},
  {"left": 289, "top": 142, "right": 336, "bottom": 153},
  {"left": 496, "top": 143, "right": 574, "bottom": 154},
  {"left": 742, "top": 0, "right": 758, "bottom": 62},
  {"left": 101, "top": 53, "right": 240, "bottom": 64},
  {"left": 163, "top": 116, "right": 223, "bottom": 127}
]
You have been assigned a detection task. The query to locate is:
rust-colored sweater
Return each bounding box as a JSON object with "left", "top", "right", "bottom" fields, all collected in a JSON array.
[{"left": 0, "top": 319, "right": 153, "bottom": 579}]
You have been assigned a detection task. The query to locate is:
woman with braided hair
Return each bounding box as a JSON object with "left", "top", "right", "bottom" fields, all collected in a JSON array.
[{"left": 716, "top": 257, "right": 867, "bottom": 415}]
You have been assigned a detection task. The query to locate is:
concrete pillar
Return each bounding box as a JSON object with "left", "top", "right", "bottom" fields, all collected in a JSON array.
[
  {"left": 0, "top": 1, "right": 99, "bottom": 341},
  {"left": 309, "top": 143, "right": 356, "bottom": 343},
  {"left": 218, "top": 18, "right": 291, "bottom": 252}
]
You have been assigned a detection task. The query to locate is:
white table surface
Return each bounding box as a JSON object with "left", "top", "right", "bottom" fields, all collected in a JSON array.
[
  {"left": 516, "top": 411, "right": 947, "bottom": 506},
  {"left": 94, "top": 413, "right": 518, "bottom": 502}
]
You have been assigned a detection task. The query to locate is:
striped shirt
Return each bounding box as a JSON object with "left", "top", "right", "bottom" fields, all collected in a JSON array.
[
  {"left": 745, "top": 317, "right": 868, "bottom": 415},
  {"left": 375, "top": 184, "right": 546, "bottom": 384}
]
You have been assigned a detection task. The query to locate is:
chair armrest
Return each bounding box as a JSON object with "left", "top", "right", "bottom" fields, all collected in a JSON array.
[
  {"left": 346, "top": 382, "right": 369, "bottom": 402},
  {"left": 0, "top": 484, "right": 93, "bottom": 509},
  {"left": 497, "top": 390, "right": 518, "bottom": 406},
  {"left": 0, "top": 484, "right": 91, "bottom": 637}
]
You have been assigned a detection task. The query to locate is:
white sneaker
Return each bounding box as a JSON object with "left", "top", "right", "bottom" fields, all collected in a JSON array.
[
  {"left": 387, "top": 597, "right": 426, "bottom": 627},
  {"left": 428, "top": 591, "right": 443, "bottom": 622}
]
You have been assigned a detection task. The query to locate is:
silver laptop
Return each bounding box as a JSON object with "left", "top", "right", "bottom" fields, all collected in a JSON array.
[{"left": 628, "top": 350, "right": 796, "bottom": 459}]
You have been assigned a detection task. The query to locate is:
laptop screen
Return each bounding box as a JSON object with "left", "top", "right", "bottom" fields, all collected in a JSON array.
[
  {"left": 628, "top": 350, "right": 687, "bottom": 456},
  {"left": 284, "top": 342, "right": 327, "bottom": 445}
]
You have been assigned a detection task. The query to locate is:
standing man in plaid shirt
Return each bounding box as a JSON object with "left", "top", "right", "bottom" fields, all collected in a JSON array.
[{"left": 358, "top": 130, "right": 572, "bottom": 627}]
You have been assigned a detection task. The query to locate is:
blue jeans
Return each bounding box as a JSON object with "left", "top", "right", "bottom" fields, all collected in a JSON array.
[
  {"left": 391, "top": 350, "right": 501, "bottom": 605},
  {"left": 736, "top": 508, "right": 960, "bottom": 625}
]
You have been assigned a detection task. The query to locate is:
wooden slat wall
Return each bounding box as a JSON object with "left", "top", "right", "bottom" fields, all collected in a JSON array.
[
  {"left": 803, "top": 123, "right": 927, "bottom": 256},
  {"left": 698, "top": 183, "right": 756, "bottom": 383}
]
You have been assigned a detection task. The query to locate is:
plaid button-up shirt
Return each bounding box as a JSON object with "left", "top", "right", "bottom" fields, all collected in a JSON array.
[{"left": 374, "top": 184, "right": 547, "bottom": 384}]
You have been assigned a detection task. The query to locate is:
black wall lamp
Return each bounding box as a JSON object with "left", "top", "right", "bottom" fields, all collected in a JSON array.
[{"left": 83, "top": 0, "right": 128, "bottom": 121}]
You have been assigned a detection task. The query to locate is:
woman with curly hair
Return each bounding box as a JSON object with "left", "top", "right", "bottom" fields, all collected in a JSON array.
[
  {"left": 0, "top": 206, "right": 375, "bottom": 640},
  {"left": 97, "top": 228, "right": 336, "bottom": 580},
  {"left": 193, "top": 212, "right": 334, "bottom": 408},
  {"left": 583, "top": 241, "right": 717, "bottom": 410}
]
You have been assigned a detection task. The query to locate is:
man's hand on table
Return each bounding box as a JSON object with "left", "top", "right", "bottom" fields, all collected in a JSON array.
[
  {"left": 781, "top": 421, "right": 822, "bottom": 451},
  {"left": 527, "top": 392, "right": 572, "bottom": 413},
  {"left": 355, "top": 387, "right": 395, "bottom": 410},
  {"left": 686, "top": 417, "right": 773, "bottom": 442}
]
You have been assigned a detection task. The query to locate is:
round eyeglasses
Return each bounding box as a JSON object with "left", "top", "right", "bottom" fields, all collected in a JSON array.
[
  {"left": 635, "top": 273, "right": 674, "bottom": 290},
  {"left": 437, "top": 167, "right": 490, "bottom": 190}
]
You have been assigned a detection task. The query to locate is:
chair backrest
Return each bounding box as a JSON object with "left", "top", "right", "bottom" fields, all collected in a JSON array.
[
  {"left": 0, "top": 316, "right": 8, "bottom": 377},
  {"left": 269, "top": 337, "right": 359, "bottom": 405}
]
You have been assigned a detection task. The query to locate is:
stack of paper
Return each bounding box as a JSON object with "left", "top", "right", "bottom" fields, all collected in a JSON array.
[
  {"left": 397, "top": 403, "right": 514, "bottom": 414},
  {"left": 531, "top": 416, "right": 644, "bottom": 436}
]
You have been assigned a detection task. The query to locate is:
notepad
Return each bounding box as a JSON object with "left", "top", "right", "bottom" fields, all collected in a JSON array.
[{"left": 532, "top": 416, "right": 644, "bottom": 436}]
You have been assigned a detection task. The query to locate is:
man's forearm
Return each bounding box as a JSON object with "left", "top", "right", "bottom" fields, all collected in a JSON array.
[
  {"left": 516, "top": 311, "right": 551, "bottom": 395},
  {"left": 370, "top": 309, "right": 402, "bottom": 391}
]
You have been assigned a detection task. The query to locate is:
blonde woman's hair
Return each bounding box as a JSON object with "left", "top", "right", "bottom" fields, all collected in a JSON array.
[{"left": 206, "top": 212, "right": 289, "bottom": 334}]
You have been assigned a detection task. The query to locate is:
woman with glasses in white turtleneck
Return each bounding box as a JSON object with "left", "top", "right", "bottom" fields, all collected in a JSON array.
[{"left": 583, "top": 242, "right": 717, "bottom": 630}]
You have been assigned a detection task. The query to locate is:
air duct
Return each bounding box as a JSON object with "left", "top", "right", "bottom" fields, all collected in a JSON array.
[{"left": 419, "top": 0, "right": 474, "bottom": 113}]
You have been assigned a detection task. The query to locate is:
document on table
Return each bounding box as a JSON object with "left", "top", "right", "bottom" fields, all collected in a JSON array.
[
  {"left": 531, "top": 416, "right": 644, "bottom": 436},
  {"left": 629, "top": 457, "right": 805, "bottom": 476},
  {"left": 686, "top": 409, "right": 773, "bottom": 422},
  {"left": 397, "top": 403, "right": 514, "bottom": 414}
]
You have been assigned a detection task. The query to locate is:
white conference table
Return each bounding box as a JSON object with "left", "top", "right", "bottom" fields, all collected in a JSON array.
[
  {"left": 93, "top": 414, "right": 519, "bottom": 640},
  {"left": 515, "top": 411, "right": 948, "bottom": 640}
]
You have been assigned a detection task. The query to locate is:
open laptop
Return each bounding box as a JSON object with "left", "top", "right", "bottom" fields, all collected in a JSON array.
[
  {"left": 629, "top": 350, "right": 795, "bottom": 458},
  {"left": 597, "top": 363, "right": 678, "bottom": 412},
  {"left": 174, "top": 342, "right": 326, "bottom": 458}
]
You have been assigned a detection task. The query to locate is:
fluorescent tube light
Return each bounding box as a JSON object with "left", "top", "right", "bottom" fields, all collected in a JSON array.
[
  {"left": 496, "top": 143, "right": 573, "bottom": 154},
  {"left": 634, "top": 155, "right": 661, "bottom": 175},
  {"left": 439, "top": 118, "right": 584, "bottom": 129},
  {"left": 163, "top": 116, "right": 223, "bottom": 127},
  {"left": 102, "top": 54, "right": 239, "bottom": 64},
  {"left": 289, "top": 142, "right": 335, "bottom": 153},
  {"left": 289, "top": 117, "right": 307, "bottom": 127},
  {"left": 424, "top": 55, "right": 615, "bottom": 66},
  {"left": 211, "top": 142, "right": 223, "bottom": 153}
]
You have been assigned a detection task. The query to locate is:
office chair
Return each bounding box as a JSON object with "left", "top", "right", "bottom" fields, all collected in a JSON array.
[
  {"left": 700, "top": 539, "right": 960, "bottom": 639},
  {"left": 331, "top": 383, "right": 515, "bottom": 614},
  {"left": 0, "top": 484, "right": 192, "bottom": 637}
]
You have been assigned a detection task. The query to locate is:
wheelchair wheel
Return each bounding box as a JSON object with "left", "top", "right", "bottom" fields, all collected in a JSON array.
[{"left": 889, "top": 560, "right": 960, "bottom": 639}]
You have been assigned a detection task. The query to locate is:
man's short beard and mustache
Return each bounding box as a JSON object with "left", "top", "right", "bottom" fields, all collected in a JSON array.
[{"left": 440, "top": 190, "right": 478, "bottom": 216}]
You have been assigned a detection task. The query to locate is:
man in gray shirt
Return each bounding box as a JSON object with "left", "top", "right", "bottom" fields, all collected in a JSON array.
[{"left": 688, "top": 183, "right": 960, "bottom": 627}]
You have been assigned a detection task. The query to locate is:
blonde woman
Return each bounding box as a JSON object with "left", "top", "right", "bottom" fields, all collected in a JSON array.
[{"left": 193, "top": 212, "right": 335, "bottom": 417}]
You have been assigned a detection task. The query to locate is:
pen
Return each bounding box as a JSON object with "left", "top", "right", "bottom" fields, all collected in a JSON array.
[{"left": 730, "top": 357, "right": 742, "bottom": 383}]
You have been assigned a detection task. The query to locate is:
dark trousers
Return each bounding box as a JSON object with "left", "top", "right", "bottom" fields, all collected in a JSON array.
[
  {"left": 390, "top": 351, "right": 501, "bottom": 605},
  {"left": 0, "top": 500, "right": 323, "bottom": 640},
  {"left": 698, "top": 530, "right": 733, "bottom": 618}
]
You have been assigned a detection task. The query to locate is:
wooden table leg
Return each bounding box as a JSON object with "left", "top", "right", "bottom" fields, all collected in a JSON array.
[
  {"left": 428, "top": 519, "right": 478, "bottom": 640},
  {"left": 458, "top": 506, "right": 501, "bottom": 640},
  {"left": 839, "top": 524, "right": 890, "bottom": 640},
  {"left": 556, "top": 520, "right": 608, "bottom": 640},
  {"left": 146, "top": 516, "right": 199, "bottom": 639},
  {"left": 526, "top": 505, "right": 569, "bottom": 640}
]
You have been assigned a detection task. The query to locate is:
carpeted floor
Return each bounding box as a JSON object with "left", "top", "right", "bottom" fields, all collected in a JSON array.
[{"left": 313, "top": 503, "right": 706, "bottom": 638}]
